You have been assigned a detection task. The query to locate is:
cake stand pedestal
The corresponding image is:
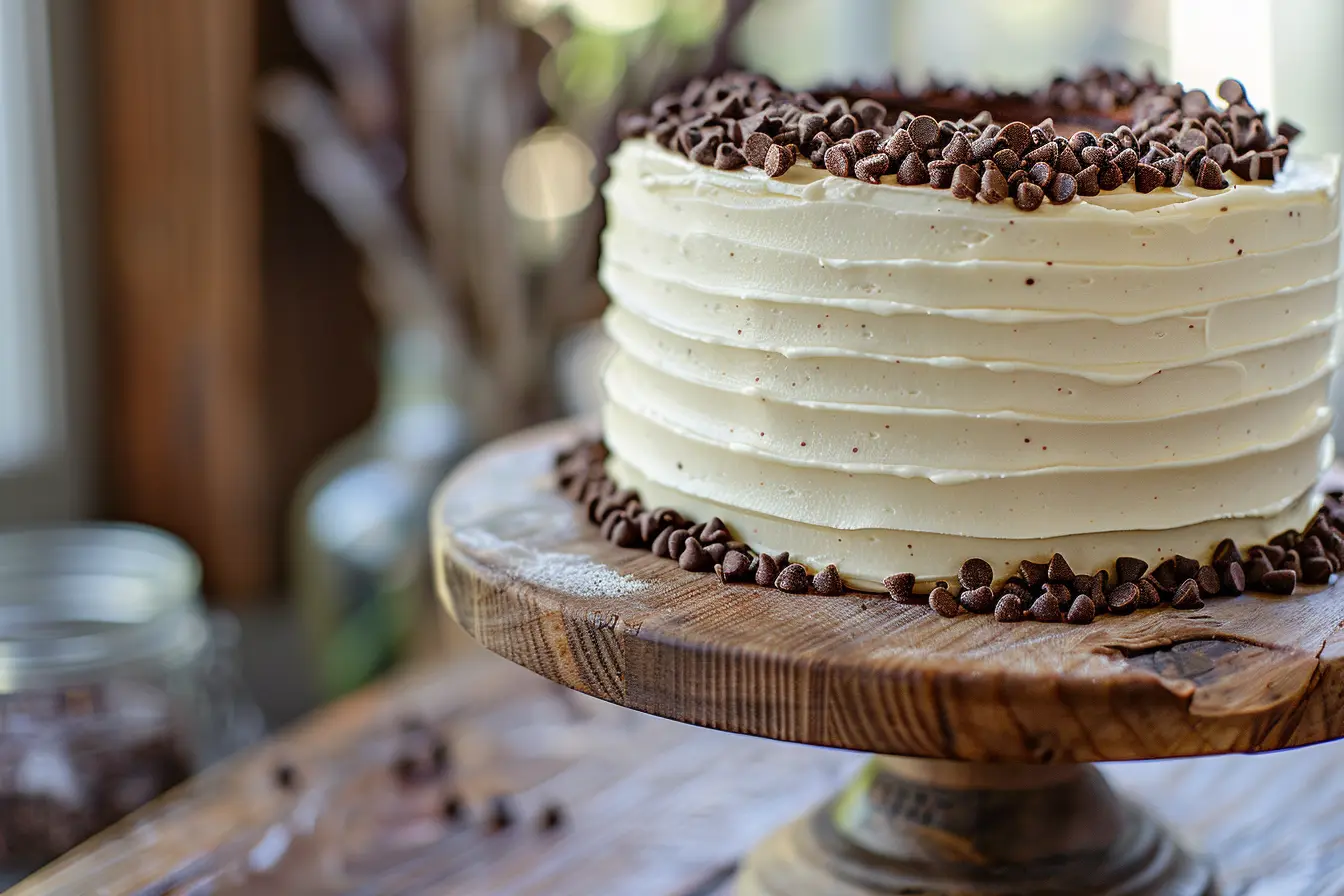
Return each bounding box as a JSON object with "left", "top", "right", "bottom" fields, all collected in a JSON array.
[{"left": 432, "top": 422, "right": 1344, "bottom": 895}]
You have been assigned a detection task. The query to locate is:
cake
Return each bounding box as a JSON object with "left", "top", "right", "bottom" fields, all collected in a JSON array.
[{"left": 565, "top": 69, "right": 1343, "bottom": 621}]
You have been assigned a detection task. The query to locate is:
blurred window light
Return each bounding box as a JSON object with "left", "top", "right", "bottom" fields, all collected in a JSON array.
[
  {"left": 503, "top": 127, "right": 597, "bottom": 223},
  {"left": 662, "top": 0, "right": 726, "bottom": 47},
  {"left": 0, "top": 0, "right": 59, "bottom": 475},
  {"left": 1168, "top": 0, "right": 1273, "bottom": 106},
  {"left": 549, "top": 30, "right": 627, "bottom": 106},
  {"left": 567, "top": 0, "right": 666, "bottom": 34}
]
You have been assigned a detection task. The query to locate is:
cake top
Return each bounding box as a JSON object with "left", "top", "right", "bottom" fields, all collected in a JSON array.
[{"left": 617, "top": 69, "right": 1301, "bottom": 211}]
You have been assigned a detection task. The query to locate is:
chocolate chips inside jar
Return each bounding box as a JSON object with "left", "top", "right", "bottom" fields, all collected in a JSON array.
[{"left": 0, "top": 526, "right": 260, "bottom": 871}]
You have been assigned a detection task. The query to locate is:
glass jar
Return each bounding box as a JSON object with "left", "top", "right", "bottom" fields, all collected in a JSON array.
[{"left": 0, "top": 524, "right": 260, "bottom": 874}]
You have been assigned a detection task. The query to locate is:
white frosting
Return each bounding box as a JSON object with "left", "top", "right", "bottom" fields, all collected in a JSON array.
[{"left": 599, "top": 139, "right": 1343, "bottom": 589}]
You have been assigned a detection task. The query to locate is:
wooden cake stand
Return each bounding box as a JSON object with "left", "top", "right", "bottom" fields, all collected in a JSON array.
[{"left": 432, "top": 421, "right": 1344, "bottom": 895}]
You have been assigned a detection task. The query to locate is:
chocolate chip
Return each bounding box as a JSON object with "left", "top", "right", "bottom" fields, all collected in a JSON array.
[
  {"left": 1282, "top": 549, "right": 1303, "bottom": 579},
  {"left": 929, "top": 585, "right": 960, "bottom": 618},
  {"left": 1112, "top": 147, "right": 1139, "bottom": 177},
  {"left": 883, "top": 572, "right": 919, "bottom": 604},
  {"left": 1221, "top": 561, "right": 1246, "bottom": 595},
  {"left": 1023, "top": 142, "right": 1058, "bottom": 166},
  {"left": 999, "top": 121, "right": 1031, "bottom": 155},
  {"left": 663, "top": 529, "right": 688, "bottom": 562},
  {"left": 958, "top": 558, "right": 994, "bottom": 591},
  {"left": 1113, "top": 557, "right": 1146, "bottom": 584},
  {"left": 1254, "top": 542, "right": 1288, "bottom": 565},
  {"left": 1300, "top": 535, "right": 1325, "bottom": 559},
  {"left": 980, "top": 164, "right": 1009, "bottom": 203},
  {"left": 1172, "top": 555, "right": 1200, "bottom": 581},
  {"left": 829, "top": 113, "right": 858, "bottom": 140},
  {"left": 907, "top": 115, "right": 939, "bottom": 148},
  {"left": 1212, "top": 538, "right": 1241, "bottom": 566},
  {"left": 610, "top": 517, "right": 641, "bottom": 548},
  {"left": 443, "top": 793, "right": 466, "bottom": 822},
  {"left": 897, "top": 153, "right": 929, "bottom": 185},
  {"left": 1134, "top": 163, "right": 1164, "bottom": 193},
  {"left": 1154, "top": 155, "right": 1184, "bottom": 187},
  {"left": 774, "top": 562, "right": 809, "bottom": 593},
  {"left": 274, "top": 763, "right": 298, "bottom": 790},
  {"left": 798, "top": 113, "right": 827, "bottom": 148},
  {"left": 1027, "top": 592, "right": 1061, "bottom": 622},
  {"left": 539, "top": 803, "right": 565, "bottom": 832},
  {"left": 997, "top": 579, "right": 1032, "bottom": 601},
  {"left": 698, "top": 515, "right": 731, "bottom": 542},
  {"left": 852, "top": 98, "right": 887, "bottom": 128},
  {"left": 1074, "top": 164, "right": 1100, "bottom": 197},
  {"left": 1261, "top": 569, "right": 1296, "bottom": 595},
  {"left": 994, "top": 594, "right": 1025, "bottom": 622},
  {"left": 927, "top": 159, "right": 956, "bottom": 189},
  {"left": 1043, "top": 582, "right": 1071, "bottom": 605},
  {"left": 763, "top": 143, "right": 795, "bottom": 177},
  {"left": 1137, "top": 577, "right": 1163, "bottom": 608},
  {"left": 1171, "top": 579, "right": 1204, "bottom": 609},
  {"left": 824, "top": 142, "right": 855, "bottom": 177},
  {"left": 1197, "top": 157, "right": 1227, "bottom": 189},
  {"left": 1066, "top": 594, "right": 1096, "bottom": 624},
  {"left": 1047, "top": 172, "right": 1076, "bottom": 204},
  {"left": 1098, "top": 161, "right": 1124, "bottom": 190},
  {"left": 1027, "top": 161, "right": 1054, "bottom": 187},
  {"left": 1107, "top": 582, "right": 1139, "bottom": 615},
  {"left": 679, "top": 538, "right": 712, "bottom": 572},
  {"left": 704, "top": 542, "right": 728, "bottom": 565},
  {"left": 1278, "top": 120, "right": 1302, "bottom": 143},
  {"left": 722, "top": 550, "right": 752, "bottom": 581},
  {"left": 943, "top": 132, "right": 973, "bottom": 165},
  {"left": 742, "top": 132, "right": 773, "bottom": 168},
  {"left": 812, "top": 564, "right": 843, "bottom": 596},
  {"left": 1177, "top": 128, "right": 1209, "bottom": 155},
  {"left": 808, "top": 132, "right": 834, "bottom": 166},
  {"left": 1019, "top": 559, "right": 1048, "bottom": 589},
  {"left": 651, "top": 526, "right": 676, "bottom": 558},
  {"left": 1303, "top": 556, "right": 1333, "bottom": 585},
  {"left": 882, "top": 129, "right": 916, "bottom": 160},
  {"left": 1217, "top": 78, "right": 1247, "bottom": 105},
  {"left": 598, "top": 510, "right": 624, "bottom": 541},
  {"left": 754, "top": 552, "right": 779, "bottom": 587},
  {"left": 992, "top": 148, "right": 1021, "bottom": 172},
  {"left": 1046, "top": 553, "right": 1074, "bottom": 583},
  {"left": 1244, "top": 553, "right": 1273, "bottom": 587},
  {"left": 850, "top": 128, "right": 881, "bottom": 157},
  {"left": 1055, "top": 146, "right": 1082, "bottom": 176},
  {"left": 1072, "top": 573, "right": 1095, "bottom": 596},
  {"left": 1079, "top": 145, "right": 1109, "bottom": 167},
  {"left": 1006, "top": 169, "right": 1026, "bottom": 193},
  {"left": 1208, "top": 143, "right": 1236, "bottom": 169},
  {"left": 1014, "top": 181, "right": 1044, "bottom": 211},
  {"left": 1068, "top": 130, "right": 1097, "bottom": 154},
  {"left": 689, "top": 137, "right": 720, "bottom": 166},
  {"left": 855, "top": 153, "right": 890, "bottom": 183},
  {"left": 1195, "top": 565, "right": 1221, "bottom": 598},
  {"left": 951, "top": 163, "right": 980, "bottom": 199},
  {"left": 485, "top": 795, "right": 514, "bottom": 832},
  {"left": 960, "top": 585, "right": 995, "bottom": 614}
]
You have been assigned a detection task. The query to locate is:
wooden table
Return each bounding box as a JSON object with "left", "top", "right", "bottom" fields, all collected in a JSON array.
[{"left": 7, "top": 637, "right": 1344, "bottom": 896}]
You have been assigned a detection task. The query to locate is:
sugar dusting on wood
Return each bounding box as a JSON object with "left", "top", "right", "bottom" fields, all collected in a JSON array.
[{"left": 457, "top": 527, "right": 647, "bottom": 598}]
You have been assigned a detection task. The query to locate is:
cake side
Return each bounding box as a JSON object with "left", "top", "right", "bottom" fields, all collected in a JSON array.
[{"left": 598, "top": 138, "right": 1342, "bottom": 589}]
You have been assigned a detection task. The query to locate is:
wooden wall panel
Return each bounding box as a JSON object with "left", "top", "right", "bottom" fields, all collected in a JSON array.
[{"left": 98, "top": 0, "right": 268, "bottom": 599}]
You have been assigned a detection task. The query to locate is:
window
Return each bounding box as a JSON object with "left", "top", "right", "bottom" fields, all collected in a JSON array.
[{"left": 0, "top": 0, "right": 89, "bottom": 523}]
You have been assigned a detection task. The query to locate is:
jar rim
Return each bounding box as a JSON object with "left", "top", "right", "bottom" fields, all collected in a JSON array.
[{"left": 0, "top": 523, "right": 209, "bottom": 690}]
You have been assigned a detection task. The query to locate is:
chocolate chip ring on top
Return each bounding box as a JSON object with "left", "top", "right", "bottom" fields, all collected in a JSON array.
[{"left": 618, "top": 68, "right": 1299, "bottom": 211}]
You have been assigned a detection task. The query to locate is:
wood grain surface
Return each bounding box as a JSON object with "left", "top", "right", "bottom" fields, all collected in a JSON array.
[
  {"left": 433, "top": 420, "right": 1344, "bottom": 763},
  {"left": 11, "top": 644, "right": 1344, "bottom": 896}
]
